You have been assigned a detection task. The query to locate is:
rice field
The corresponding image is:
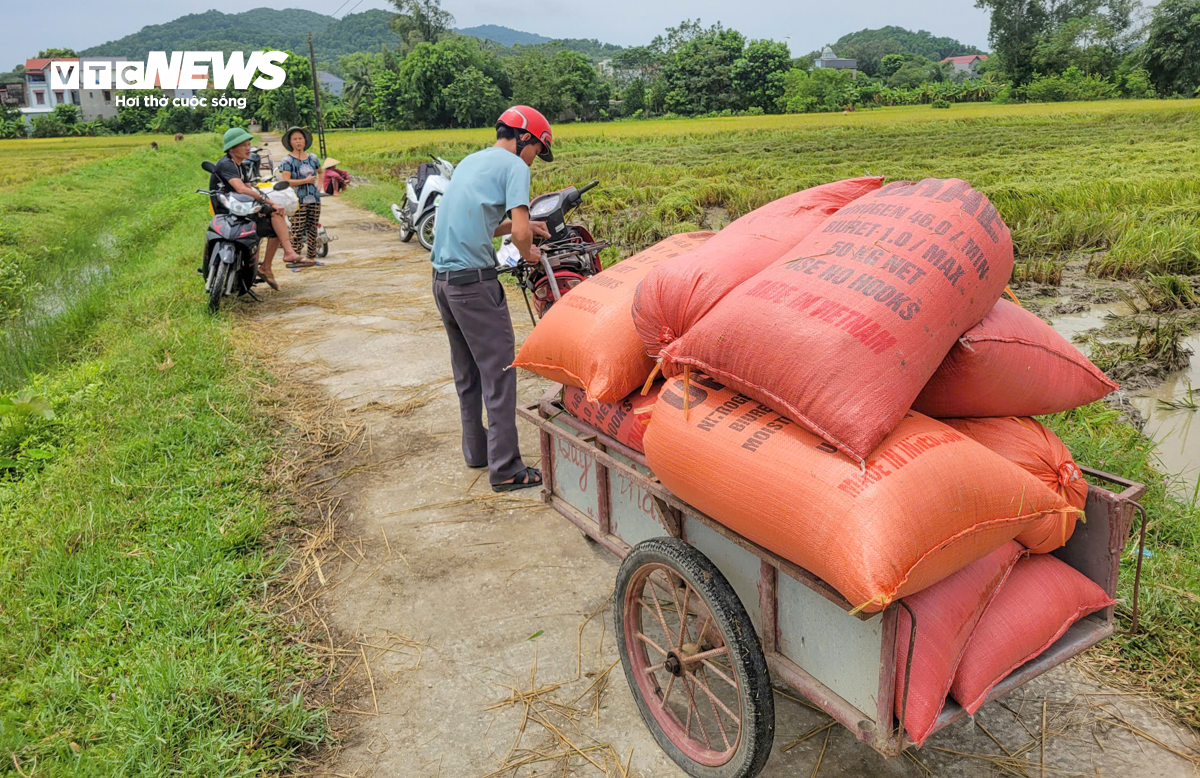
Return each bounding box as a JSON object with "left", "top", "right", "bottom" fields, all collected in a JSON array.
[
  {"left": 335, "top": 99, "right": 1200, "bottom": 277},
  {"left": 0, "top": 134, "right": 177, "bottom": 190}
]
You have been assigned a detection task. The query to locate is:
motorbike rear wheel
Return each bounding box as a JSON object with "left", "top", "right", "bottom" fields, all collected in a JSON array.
[
  {"left": 417, "top": 209, "right": 437, "bottom": 251},
  {"left": 208, "top": 262, "right": 229, "bottom": 314}
]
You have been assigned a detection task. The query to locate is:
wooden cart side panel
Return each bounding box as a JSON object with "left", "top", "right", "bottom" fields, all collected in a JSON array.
[
  {"left": 606, "top": 451, "right": 668, "bottom": 548},
  {"left": 683, "top": 516, "right": 764, "bottom": 634},
  {"left": 1052, "top": 483, "right": 1131, "bottom": 625},
  {"left": 548, "top": 417, "right": 601, "bottom": 522},
  {"left": 777, "top": 572, "right": 885, "bottom": 722}
]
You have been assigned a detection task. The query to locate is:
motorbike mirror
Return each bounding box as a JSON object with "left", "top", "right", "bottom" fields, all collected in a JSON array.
[
  {"left": 201, "top": 161, "right": 217, "bottom": 173},
  {"left": 273, "top": 181, "right": 290, "bottom": 191}
]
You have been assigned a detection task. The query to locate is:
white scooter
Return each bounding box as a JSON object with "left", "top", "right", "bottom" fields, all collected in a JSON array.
[{"left": 390, "top": 154, "right": 454, "bottom": 251}]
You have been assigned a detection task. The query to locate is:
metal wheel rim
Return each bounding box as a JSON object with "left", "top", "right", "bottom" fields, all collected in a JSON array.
[
  {"left": 623, "top": 562, "right": 743, "bottom": 766},
  {"left": 418, "top": 213, "right": 436, "bottom": 249}
]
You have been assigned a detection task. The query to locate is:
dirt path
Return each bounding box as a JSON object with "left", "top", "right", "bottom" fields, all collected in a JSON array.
[{"left": 251, "top": 138, "right": 1199, "bottom": 777}]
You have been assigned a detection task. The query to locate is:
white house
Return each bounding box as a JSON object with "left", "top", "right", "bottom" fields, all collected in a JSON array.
[
  {"left": 941, "top": 54, "right": 989, "bottom": 75},
  {"left": 813, "top": 46, "right": 857, "bottom": 76},
  {"left": 21, "top": 58, "right": 79, "bottom": 123}
]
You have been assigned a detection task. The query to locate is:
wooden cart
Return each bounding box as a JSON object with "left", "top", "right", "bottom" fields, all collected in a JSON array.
[{"left": 518, "top": 388, "right": 1147, "bottom": 777}]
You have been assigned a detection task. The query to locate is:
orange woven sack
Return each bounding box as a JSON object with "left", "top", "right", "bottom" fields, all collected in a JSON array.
[
  {"left": 951, "top": 554, "right": 1113, "bottom": 714},
  {"left": 914, "top": 299, "right": 1118, "bottom": 418},
  {"left": 642, "top": 377, "right": 1072, "bottom": 613},
  {"left": 942, "top": 417, "right": 1087, "bottom": 553},
  {"left": 562, "top": 382, "right": 662, "bottom": 454},
  {"left": 513, "top": 232, "right": 714, "bottom": 403},
  {"left": 895, "top": 541, "right": 1026, "bottom": 747},
  {"left": 661, "top": 179, "right": 1014, "bottom": 463},
  {"left": 632, "top": 177, "right": 884, "bottom": 358}
]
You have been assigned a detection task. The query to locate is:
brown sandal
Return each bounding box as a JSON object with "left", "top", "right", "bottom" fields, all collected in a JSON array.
[{"left": 257, "top": 271, "right": 280, "bottom": 291}]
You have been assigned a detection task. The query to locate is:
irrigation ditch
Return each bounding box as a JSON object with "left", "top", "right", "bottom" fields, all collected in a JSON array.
[{"left": 1017, "top": 253, "right": 1200, "bottom": 496}]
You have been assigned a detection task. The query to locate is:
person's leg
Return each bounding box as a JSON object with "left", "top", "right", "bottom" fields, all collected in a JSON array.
[
  {"left": 304, "top": 203, "right": 321, "bottom": 259},
  {"left": 432, "top": 279, "right": 488, "bottom": 468},
  {"left": 287, "top": 204, "right": 304, "bottom": 259},
  {"left": 270, "top": 210, "right": 301, "bottom": 264},
  {"left": 443, "top": 279, "right": 525, "bottom": 485},
  {"left": 260, "top": 237, "right": 279, "bottom": 274}
]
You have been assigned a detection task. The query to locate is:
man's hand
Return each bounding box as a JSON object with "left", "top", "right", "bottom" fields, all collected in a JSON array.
[
  {"left": 524, "top": 244, "right": 543, "bottom": 265},
  {"left": 531, "top": 221, "right": 551, "bottom": 239}
]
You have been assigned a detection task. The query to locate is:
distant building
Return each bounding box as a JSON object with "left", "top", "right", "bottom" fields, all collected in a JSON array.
[
  {"left": 78, "top": 56, "right": 126, "bottom": 121},
  {"left": 317, "top": 71, "right": 344, "bottom": 98},
  {"left": 813, "top": 46, "right": 857, "bottom": 76},
  {"left": 22, "top": 58, "right": 80, "bottom": 123},
  {"left": 941, "top": 54, "right": 988, "bottom": 75},
  {"left": 0, "top": 82, "right": 26, "bottom": 109}
]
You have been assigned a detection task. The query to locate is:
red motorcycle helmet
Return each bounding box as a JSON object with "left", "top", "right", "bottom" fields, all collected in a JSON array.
[{"left": 497, "top": 105, "right": 554, "bottom": 162}]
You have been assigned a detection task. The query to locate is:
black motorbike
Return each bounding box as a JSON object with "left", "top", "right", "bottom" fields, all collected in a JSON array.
[
  {"left": 503, "top": 180, "right": 608, "bottom": 322},
  {"left": 241, "top": 145, "right": 271, "bottom": 184},
  {"left": 197, "top": 160, "right": 289, "bottom": 313}
]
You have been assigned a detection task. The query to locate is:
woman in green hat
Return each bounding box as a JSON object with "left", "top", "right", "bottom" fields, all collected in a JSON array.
[
  {"left": 278, "top": 126, "right": 322, "bottom": 267},
  {"left": 209, "top": 127, "right": 301, "bottom": 288}
]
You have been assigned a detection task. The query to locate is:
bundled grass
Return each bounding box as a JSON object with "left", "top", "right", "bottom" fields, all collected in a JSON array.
[
  {"left": 1088, "top": 317, "right": 1193, "bottom": 375},
  {"left": 1012, "top": 259, "right": 1065, "bottom": 285},
  {"left": 0, "top": 139, "right": 328, "bottom": 772},
  {"left": 1123, "top": 273, "right": 1200, "bottom": 313},
  {"left": 1096, "top": 217, "right": 1200, "bottom": 278}
]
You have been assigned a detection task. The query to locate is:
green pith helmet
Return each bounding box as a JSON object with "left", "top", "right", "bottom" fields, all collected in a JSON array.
[{"left": 223, "top": 126, "right": 254, "bottom": 152}]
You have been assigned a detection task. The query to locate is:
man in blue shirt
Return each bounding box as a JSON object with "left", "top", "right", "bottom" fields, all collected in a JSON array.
[{"left": 431, "top": 106, "right": 554, "bottom": 492}]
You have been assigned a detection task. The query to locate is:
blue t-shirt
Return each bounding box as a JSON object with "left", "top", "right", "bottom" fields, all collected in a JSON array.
[
  {"left": 278, "top": 153, "right": 321, "bottom": 204},
  {"left": 431, "top": 147, "right": 530, "bottom": 272}
]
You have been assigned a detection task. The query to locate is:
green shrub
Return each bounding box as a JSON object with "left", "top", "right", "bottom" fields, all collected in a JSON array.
[
  {"left": 1025, "top": 67, "right": 1120, "bottom": 102},
  {"left": 931, "top": 99, "right": 952, "bottom": 109}
]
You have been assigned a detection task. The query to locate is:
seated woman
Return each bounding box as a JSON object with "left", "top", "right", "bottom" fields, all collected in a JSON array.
[{"left": 322, "top": 158, "right": 350, "bottom": 196}]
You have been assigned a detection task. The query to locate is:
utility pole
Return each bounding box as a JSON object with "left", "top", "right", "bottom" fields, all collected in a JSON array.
[{"left": 308, "top": 32, "right": 327, "bottom": 158}]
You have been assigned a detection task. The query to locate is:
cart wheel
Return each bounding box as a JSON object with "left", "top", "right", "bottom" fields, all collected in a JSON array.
[{"left": 615, "top": 538, "right": 773, "bottom": 778}]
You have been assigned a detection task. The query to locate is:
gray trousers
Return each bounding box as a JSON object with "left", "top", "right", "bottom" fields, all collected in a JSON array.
[{"left": 432, "top": 277, "right": 525, "bottom": 485}]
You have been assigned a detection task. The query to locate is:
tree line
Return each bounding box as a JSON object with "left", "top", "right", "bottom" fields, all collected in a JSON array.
[{"left": 3, "top": 0, "right": 1198, "bottom": 138}]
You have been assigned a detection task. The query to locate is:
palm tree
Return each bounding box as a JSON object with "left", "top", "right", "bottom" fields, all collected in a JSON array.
[{"left": 343, "top": 60, "right": 374, "bottom": 111}]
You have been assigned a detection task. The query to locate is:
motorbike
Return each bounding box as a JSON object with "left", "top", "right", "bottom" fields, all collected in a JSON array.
[
  {"left": 389, "top": 154, "right": 454, "bottom": 251},
  {"left": 315, "top": 223, "right": 334, "bottom": 258},
  {"left": 241, "top": 145, "right": 272, "bottom": 184},
  {"left": 501, "top": 180, "right": 607, "bottom": 322},
  {"left": 197, "top": 160, "right": 291, "bottom": 313}
]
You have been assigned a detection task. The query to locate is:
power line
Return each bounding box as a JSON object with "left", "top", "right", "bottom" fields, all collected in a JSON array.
[
  {"left": 330, "top": 0, "right": 354, "bottom": 16},
  {"left": 339, "top": 0, "right": 366, "bottom": 19}
]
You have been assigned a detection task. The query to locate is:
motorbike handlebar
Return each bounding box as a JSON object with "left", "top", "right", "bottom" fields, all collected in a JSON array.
[{"left": 577, "top": 180, "right": 600, "bottom": 196}]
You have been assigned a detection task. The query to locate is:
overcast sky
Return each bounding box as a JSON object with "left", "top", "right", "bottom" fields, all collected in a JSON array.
[{"left": 4, "top": 0, "right": 994, "bottom": 72}]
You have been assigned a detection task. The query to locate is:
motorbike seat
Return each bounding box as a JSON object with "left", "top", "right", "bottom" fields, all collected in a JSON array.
[{"left": 414, "top": 162, "right": 438, "bottom": 195}]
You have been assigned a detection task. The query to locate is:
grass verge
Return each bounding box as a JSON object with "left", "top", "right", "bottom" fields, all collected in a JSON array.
[{"left": 0, "top": 140, "right": 328, "bottom": 773}]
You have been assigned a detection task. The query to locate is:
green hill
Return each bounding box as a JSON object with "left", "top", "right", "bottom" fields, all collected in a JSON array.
[
  {"left": 458, "top": 24, "right": 549, "bottom": 46},
  {"left": 77, "top": 10, "right": 621, "bottom": 73},
  {"left": 811, "top": 26, "right": 985, "bottom": 76},
  {"left": 79, "top": 8, "right": 402, "bottom": 73}
]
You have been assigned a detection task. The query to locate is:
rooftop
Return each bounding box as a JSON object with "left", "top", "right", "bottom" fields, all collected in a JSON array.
[
  {"left": 941, "top": 54, "right": 988, "bottom": 65},
  {"left": 25, "top": 57, "right": 78, "bottom": 71}
]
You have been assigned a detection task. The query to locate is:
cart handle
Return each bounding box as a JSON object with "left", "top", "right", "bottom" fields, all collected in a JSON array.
[{"left": 1120, "top": 501, "right": 1148, "bottom": 636}]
